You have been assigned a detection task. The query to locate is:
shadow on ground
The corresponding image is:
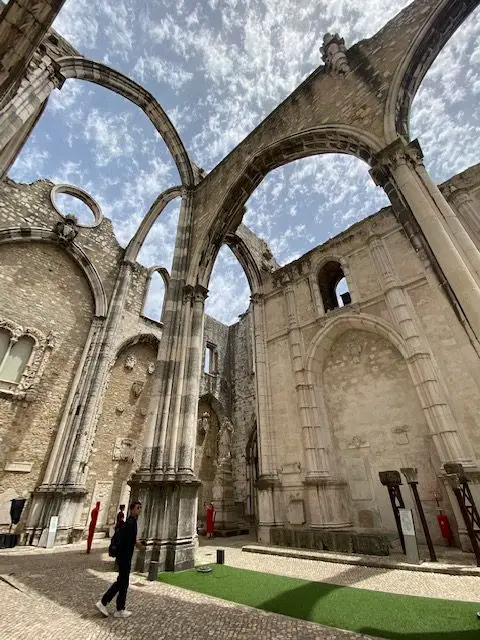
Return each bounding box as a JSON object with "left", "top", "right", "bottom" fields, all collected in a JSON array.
[{"left": 0, "top": 545, "right": 366, "bottom": 640}]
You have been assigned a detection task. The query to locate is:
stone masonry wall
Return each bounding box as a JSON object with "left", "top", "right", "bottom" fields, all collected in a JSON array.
[
  {"left": 258, "top": 165, "right": 480, "bottom": 541},
  {"left": 0, "top": 241, "right": 94, "bottom": 524},
  {"left": 228, "top": 311, "right": 256, "bottom": 512},
  {"left": 83, "top": 340, "right": 158, "bottom": 530}
]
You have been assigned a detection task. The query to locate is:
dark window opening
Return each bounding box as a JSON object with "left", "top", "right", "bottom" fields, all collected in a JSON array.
[
  {"left": 318, "top": 261, "right": 351, "bottom": 312},
  {"left": 204, "top": 343, "right": 218, "bottom": 374}
]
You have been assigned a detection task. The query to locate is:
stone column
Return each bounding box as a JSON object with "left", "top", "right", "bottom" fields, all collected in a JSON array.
[
  {"left": 445, "top": 187, "right": 480, "bottom": 249},
  {"left": 250, "top": 293, "right": 276, "bottom": 478},
  {"left": 25, "top": 315, "right": 104, "bottom": 543},
  {"left": 0, "top": 51, "right": 63, "bottom": 151},
  {"left": 0, "top": 0, "right": 67, "bottom": 104},
  {"left": 283, "top": 281, "right": 327, "bottom": 478},
  {"left": 177, "top": 284, "right": 208, "bottom": 475},
  {"left": 65, "top": 261, "right": 134, "bottom": 489},
  {"left": 413, "top": 158, "right": 480, "bottom": 285},
  {"left": 367, "top": 232, "right": 472, "bottom": 467},
  {"left": 371, "top": 138, "right": 480, "bottom": 342},
  {"left": 0, "top": 99, "right": 47, "bottom": 178},
  {"left": 130, "top": 193, "right": 202, "bottom": 572},
  {"left": 250, "top": 292, "right": 280, "bottom": 542}
]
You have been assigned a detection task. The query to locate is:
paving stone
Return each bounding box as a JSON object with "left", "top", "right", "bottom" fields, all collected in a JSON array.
[{"left": 0, "top": 543, "right": 372, "bottom": 640}]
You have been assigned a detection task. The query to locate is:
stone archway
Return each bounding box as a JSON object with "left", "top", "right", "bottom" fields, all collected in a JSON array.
[{"left": 317, "top": 327, "right": 448, "bottom": 545}]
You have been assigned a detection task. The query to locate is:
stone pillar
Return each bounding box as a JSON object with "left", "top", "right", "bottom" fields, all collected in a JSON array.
[
  {"left": 0, "top": 51, "right": 63, "bottom": 151},
  {"left": 65, "top": 261, "right": 134, "bottom": 490},
  {"left": 283, "top": 281, "right": 328, "bottom": 478},
  {"left": 26, "top": 261, "right": 133, "bottom": 542},
  {"left": 0, "top": 0, "right": 67, "bottom": 104},
  {"left": 250, "top": 293, "right": 277, "bottom": 479},
  {"left": 0, "top": 98, "right": 47, "bottom": 178},
  {"left": 130, "top": 193, "right": 202, "bottom": 572},
  {"left": 371, "top": 138, "right": 480, "bottom": 342},
  {"left": 283, "top": 278, "right": 350, "bottom": 531},
  {"left": 367, "top": 232, "right": 472, "bottom": 467},
  {"left": 414, "top": 160, "right": 480, "bottom": 285},
  {"left": 445, "top": 187, "right": 480, "bottom": 249},
  {"left": 250, "top": 292, "right": 280, "bottom": 543},
  {"left": 177, "top": 284, "right": 208, "bottom": 475}
]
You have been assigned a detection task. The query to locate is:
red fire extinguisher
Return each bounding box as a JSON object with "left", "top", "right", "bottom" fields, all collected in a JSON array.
[{"left": 434, "top": 491, "right": 453, "bottom": 546}]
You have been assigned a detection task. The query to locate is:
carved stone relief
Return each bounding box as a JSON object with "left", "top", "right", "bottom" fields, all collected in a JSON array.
[
  {"left": 131, "top": 380, "right": 144, "bottom": 398},
  {"left": 124, "top": 354, "right": 136, "bottom": 370},
  {"left": 112, "top": 438, "right": 135, "bottom": 462}
]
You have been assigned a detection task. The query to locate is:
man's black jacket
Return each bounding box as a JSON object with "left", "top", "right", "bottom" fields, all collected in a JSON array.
[{"left": 116, "top": 514, "right": 137, "bottom": 560}]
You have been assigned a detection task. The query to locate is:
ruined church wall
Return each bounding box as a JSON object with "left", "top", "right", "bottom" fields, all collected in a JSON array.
[
  {"left": 200, "top": 314, "right": 231, "bottom": 412},
  {"left": 0, "top": 178, "right": 164, "bottom": 529},
  {"left": 260, "top": 180, "right": 480, "bottom": 538},
  {"left": 0, "top": 241, "right": 94, "bottom": 524},
  {"left": 84, "top": 340, "right": 158, "bottom": 530},
  {"left": 228, "top": 311, "right": 256, "bottom": 512}
]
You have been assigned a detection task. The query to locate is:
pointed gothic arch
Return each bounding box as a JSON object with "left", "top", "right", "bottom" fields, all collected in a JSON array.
[{"left": 385, "top": 0, "right": 480, "bottom": 142}]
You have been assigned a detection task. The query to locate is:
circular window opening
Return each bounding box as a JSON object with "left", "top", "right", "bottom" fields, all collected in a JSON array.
[{"left": 51, "top": 184, "right": 103, "bottom": 228}]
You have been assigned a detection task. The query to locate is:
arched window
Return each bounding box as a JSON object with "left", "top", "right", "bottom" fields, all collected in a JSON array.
[
  {"left": 0, "top": 331, "right": 34, "bottom": 383},
  {"left": 143, "top": 269, "right": 168, "bottom": 324},
  {"left": 318, "top": 261, "right": 351, "bottom": 312}
]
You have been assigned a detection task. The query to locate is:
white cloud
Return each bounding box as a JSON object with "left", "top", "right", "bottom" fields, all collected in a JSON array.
[{"left": 14, "top": 1, "right": 480, "bottom": 324}]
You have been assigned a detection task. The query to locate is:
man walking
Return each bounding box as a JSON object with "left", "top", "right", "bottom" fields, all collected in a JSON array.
[{"left": 95, "top": 501, "right": 145, "bottom": 619}]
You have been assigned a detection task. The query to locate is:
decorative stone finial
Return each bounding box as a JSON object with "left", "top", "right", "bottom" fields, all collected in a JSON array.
[{"left": 320, "top": 33, "right": 350, "bottom": 75}]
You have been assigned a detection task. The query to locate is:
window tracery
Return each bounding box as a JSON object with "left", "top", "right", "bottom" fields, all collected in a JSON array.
[{"left": 0, "top": 319, "right": 55, "bottom": 400}]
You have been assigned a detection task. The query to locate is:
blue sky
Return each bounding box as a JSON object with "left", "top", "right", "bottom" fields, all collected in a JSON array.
[{"left": 9, "top": 0, "right": 480, "bottom": 324}]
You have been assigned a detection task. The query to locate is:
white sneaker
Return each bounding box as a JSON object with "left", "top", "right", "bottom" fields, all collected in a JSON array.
[
  {"left": 114, "top": 610, "right": 132, "bottom": 619},
  {"left": 95, "top": 601, "right": 109, "bottom": 617}
]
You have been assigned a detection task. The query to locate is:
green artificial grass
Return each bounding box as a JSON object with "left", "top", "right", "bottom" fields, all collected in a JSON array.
[{"left": 159, "top": 564, "right": 480, "bottom": 639}]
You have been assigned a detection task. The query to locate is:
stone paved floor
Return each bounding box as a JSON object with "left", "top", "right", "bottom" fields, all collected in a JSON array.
[
  {"left": 0, "top": 538, "right": 479, "bottom": 640},
  {"left": 0, "top": 541, "right": 372, "bottom": 640}
]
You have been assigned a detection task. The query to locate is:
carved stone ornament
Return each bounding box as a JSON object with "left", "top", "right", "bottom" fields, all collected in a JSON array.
[
  {"left": 131, "top": 380, "right": 144, "bottom": 398},
  {"left": 346, "top": 340, "right": 362, "bottom": 363},
  {"left": 197, "top": 411, "right": 210, "bottom": 436},
  {"left": 0, "top": 318, "right": 55, "bottom": 401},
  {"left": 320, "top": 33, "right": 350, "bottom": 76},
  {"left": 116, "top": 404, "right": 125, "bottom": 414},
  {"left": 147, "top": 362, "right": 155, "bottom": 375},
  {"left": 124, "top": 354, "right": 136, "bottom": 370},
  {"left": 218, "top": 417, "right": 234, "bottom": 464},
  {"left": 112, "top": 438, "right": 136, "bottom": 462},
  {"left": 53, "top": 215, "right": 79, "bottom": 244},
  {"left": 346, "top": 435, "right": 369, "bottom": 449}
]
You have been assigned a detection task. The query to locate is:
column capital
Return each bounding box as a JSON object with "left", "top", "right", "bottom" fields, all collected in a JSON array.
[
  {"left": 182, "top": 283, "right": 208, "bottom": 304},
  {"left": 370, "top": 138, "right": 424, "bottom": 186},
  {"left": 250, "top": 292, "right": 264, "bottom": 305}
]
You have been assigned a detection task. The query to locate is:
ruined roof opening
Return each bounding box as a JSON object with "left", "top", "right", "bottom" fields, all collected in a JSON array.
[
  {"left": 410, "top": 6, "right": 480, "bottom": 183},
  {"left": 8, "top": 79, "right": 179, "bottom": 257},
  {"left": 243, "top": 154, "right": 389, "bottom": 268},
  {"left": 205, "top": 245, "right": 251, "bottom": 326}
]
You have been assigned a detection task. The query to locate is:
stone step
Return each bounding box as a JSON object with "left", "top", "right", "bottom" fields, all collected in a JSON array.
[{"left": 93, "top": 532, "right": 107, "bottom": 540}]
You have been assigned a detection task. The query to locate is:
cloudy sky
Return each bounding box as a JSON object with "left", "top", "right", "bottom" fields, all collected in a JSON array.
[{"left": 9, "top": 0, "right": 480, "bottom": 324}]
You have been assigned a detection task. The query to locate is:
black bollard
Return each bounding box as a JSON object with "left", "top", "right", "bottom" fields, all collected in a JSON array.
[{"left": 216, "top": 549, "right": 225, "bottom": 564}]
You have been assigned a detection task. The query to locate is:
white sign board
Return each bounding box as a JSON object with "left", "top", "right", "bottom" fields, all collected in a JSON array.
[
  {"left": 398, "top": 508, "right": 415, "bottom": 536},
  {"left": 46, "top": 515, "right": 59, "bottom": 549}
]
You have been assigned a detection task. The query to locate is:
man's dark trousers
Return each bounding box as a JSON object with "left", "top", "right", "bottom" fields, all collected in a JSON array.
[{"left": 101, "top": 555, "right": 131, "bottom": 611}]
